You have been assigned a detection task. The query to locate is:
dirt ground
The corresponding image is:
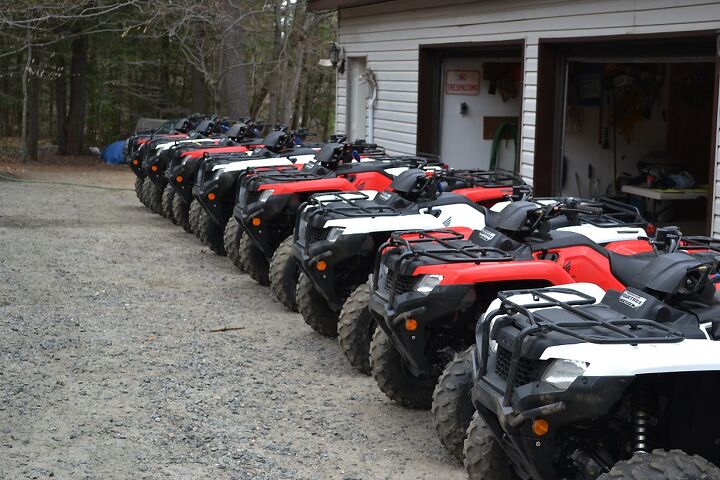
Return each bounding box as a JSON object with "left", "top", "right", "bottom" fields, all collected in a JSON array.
[{"left": 0, "top": 164, "right": 465, "bottom": 479}]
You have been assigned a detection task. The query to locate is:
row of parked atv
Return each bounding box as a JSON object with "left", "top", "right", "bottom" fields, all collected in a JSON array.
[{"left": 127, "top": 115, "right": 720, "bottom": 480}]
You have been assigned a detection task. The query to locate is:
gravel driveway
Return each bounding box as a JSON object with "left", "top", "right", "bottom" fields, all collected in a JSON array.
[{"left": 0, "top": 176, "right": 465, "bottom": 479}]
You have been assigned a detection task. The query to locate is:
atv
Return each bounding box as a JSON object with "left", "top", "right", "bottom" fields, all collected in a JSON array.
[
  {"left": 190, "top": 147, "right": 319, "bottom": 255},
  {"left": 462, "top": 234, "right": 720, "bottom": 479},
  {"left": 163, "top": 125, "right": 311, "bottom": 234},
  {"left": 365, "top": 198, "right": 652, "bottom": 415},
  {"left": 231, "top": 141, "right": 422, "bottom": 286},
  {"left": 140, "top": 119, "right": 263, "bottom": 216},
  {"left": 289, "top": 168, "right": 523, "bottom": 340}
]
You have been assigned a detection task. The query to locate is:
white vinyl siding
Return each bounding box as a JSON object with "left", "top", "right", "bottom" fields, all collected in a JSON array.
[{"left": 335, "top": 0, "right": 720, "bottom": 234}]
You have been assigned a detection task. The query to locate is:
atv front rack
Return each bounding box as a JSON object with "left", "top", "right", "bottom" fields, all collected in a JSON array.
[
  {"left": 478, "top": 287, "right": 686, "bottom": 406},
  {"left": 373, "top": 229, "right": 513, "bottom": 302},
  {"left": 385, "top": 229, "right": 514, "bottom": 264}
]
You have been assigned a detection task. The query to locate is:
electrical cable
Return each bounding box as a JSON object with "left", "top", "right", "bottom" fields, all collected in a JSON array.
[{"left": 0, "top": 172, "right": 133, "bottom": 191}]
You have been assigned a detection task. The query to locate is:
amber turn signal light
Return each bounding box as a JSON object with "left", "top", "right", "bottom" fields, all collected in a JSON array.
[
  {"left": 316, "top": 260, "right": 327, "bottom": 271},
  {"left": 251, "top": 217, "right": 261, "bottom": 226},
  {"left": 208, "top": 193, "right": 216, "bottom": 201},
  {"left": 151, "top": 165, "right": 158, "bottom": 172},
  {"left": 532, "top": 418, "right": 549, "bottom": 436},
  {"left": 405, "top": 318, "right": 418, "bottom": 331},
  {"left": 176, "top": 175, "right": 183, "bottom": 183},
  {"left": 132, "top": 159, "right": 139, "bottom": 166}
]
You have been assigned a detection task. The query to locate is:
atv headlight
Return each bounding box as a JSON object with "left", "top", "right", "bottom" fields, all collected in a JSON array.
[
  {"left": 325, "top": 227, "right": 345, "bottom": 242},
  {"left": 258, "top": 189, "right": 274, "bottom": 203},
  {"left": 488, "top": 339, "right": 498, "bottom": 354},
  {"left": 414, "top": 274, "right": 443, "bottom": 295},
  {"left": 542, "top": 359, "right": 589, "bottom": 390}
]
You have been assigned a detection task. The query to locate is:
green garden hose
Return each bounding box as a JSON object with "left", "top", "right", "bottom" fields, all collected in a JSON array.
[{"left": 489, "top": 122, "right": 519, "bottom": 173}]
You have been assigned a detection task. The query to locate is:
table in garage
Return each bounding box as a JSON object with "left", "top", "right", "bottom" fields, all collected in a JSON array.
[{"left": 620, "top": 184, "right": 708, "bottom": 222}]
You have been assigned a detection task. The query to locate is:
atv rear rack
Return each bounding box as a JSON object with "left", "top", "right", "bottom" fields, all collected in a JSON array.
[
  {"left": 680, "top": 236, "right": 720, "bottom": 255},
  {"left": 443, "top": 168, "right": 524, "bottom": 188},
  {"left": 478, "top": 287, "right": 685, "bottom": 406},
  {"left": 305, "top": 191, "right": 404, "bottom": 217}
]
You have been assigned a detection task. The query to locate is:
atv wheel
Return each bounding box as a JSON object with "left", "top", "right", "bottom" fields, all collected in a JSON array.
[
  {"left": 135, "top": 176, "right": 145, "bottom": 204},
  {"left": 161, "top": 184, "right": 177, "bottom": 222},
  {"left": 144, "top": 178, "right": 163, "bottom": 215},
  {"left": 597, "top": 450, "right": 720, "bottom": 480},
  {"left": 189, "top": 200, "right": 202, "bottom": 237},
  {"left": 239, "top": 235, "right": 269, "bottom": 285},
  {"left": 173, "top": 193, "right": 192, "bottom": 233},
  {"left": 464, "top": 413, "right": 515, "bottom": 480},
  {"left": 269, "top": 235, "right": 300, "bottom": 311},
  {"left": 432, "top": 347, "right": 475, "bottom": 461},
  {"left": 338, "top": 282, "right": 375, "bottom": 374},
  {"left": 297, "top": 273, "right": 338, "bottom": 336},
  {"left": 197, "top": 208, "right": 226, "bottom": 255},
  {"left": 140, "top": 177, "right": 152, "bottom": 208},
  {"left": 223, "top": 217, "right": 244, "bottom": 270},
  {"left": 369, "top": 328, "right": 435, "bottom": 409}
]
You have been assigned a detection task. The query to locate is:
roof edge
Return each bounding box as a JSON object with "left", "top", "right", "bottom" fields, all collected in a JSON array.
[{"left": 308, "top": 0, "right": 393, "bottom": 12}]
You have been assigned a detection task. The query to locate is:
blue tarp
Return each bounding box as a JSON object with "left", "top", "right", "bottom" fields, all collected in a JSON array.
[{"left": 101, "top": 140, "right": 126, "bottom": 164}]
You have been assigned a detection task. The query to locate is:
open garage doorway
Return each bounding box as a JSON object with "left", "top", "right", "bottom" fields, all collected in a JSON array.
[
  {"left": 417, "top": 42, "right": 524, "bottom": 171},
  {"left": 535, "top": 35, "right": 719, "bottom": 234}
]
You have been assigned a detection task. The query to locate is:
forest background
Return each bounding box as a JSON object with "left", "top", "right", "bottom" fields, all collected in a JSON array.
[{"left": 0, "top": 0, "right": 337, "bottom": 160}]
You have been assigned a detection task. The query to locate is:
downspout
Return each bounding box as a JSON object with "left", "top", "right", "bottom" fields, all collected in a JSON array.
[{"left": 361, "top": 67, "right": 377, "bottom": 143}]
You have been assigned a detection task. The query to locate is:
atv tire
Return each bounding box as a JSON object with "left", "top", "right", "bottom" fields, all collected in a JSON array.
[
  {"left": 197, "top": 208, "right": 226, "bottom": 255},
  {"left": 189, "top": 200, "right": 202, "bottom": 237},
  {"left": 239, "top": 235, "right": 269, "bottom": 286},
  {"left": 597, "top": 450, "right": 720, "bottom": 480},
  {"left": 223, "top": 217, "right": 244, "bottom": 270},
  {"left": 464, "top": 413, "right": 515, "bottom": 480},
  {"left": 432, "top": 347, "right": 475, "bottom": 461},
  {"left": 173, "top": 193, "right": 192, "bottom": 233},
  {"left": 369, "top": 328, "right": 436, "bottom": 409},
  {"left": 144, "top": 178, "right": 163, "bottom": 215},
  {"left": 135, "top": 176, "right": 145, "bottom": 205},
  {"left": 338, "top": 282, "right": 375, "bottom": 374},
  {"left": 297, "top": 273, "right": 338, "bottom": 336},
  {"left": 161, "top": 184, "right": 177, "bottom": 222},
  {"left": 269, "top": 236, "right": 300, "bottom": 311}
]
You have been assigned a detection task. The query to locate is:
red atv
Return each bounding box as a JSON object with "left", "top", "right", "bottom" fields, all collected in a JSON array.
[{"left": 365, "top": 198, "right": 651, "bottom": 413}]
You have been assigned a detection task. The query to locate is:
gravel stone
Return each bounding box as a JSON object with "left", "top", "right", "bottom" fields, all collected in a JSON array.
[{"left": 0, "top": 178, "right": 464, "bottom": 479}]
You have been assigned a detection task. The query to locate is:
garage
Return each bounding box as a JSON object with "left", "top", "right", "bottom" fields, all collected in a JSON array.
[{"left": 534, "top": 35, "right": 718, "bottom": 234}]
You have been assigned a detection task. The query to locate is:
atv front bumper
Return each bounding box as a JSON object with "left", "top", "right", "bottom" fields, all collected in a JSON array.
[
  {"left": 194, "top": 177, "right": 233, "bottom": 227},
  {"left": 143, "top": 152, "right": 169, "bottom": 187},
  {"left": 367, "top": 281, "right": 476, "bottom": 376},
  {"left": 469, "top": 349, "right": 632, "bottom": 480},
  {"left": 234, "top": 193, "right": 292, "bottom": 260},
  {"left": 166, "top": 158, "right": 197, "bottom": 203},
  {"left": 293, "top": 233, "right": 374, "bottom": 311}
]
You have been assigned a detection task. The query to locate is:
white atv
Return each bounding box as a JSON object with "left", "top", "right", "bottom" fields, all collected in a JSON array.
[{"left": 459, "top": 238, "right": 720, "bottom": 479}]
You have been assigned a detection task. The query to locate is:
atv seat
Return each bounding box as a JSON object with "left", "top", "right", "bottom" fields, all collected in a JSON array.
[{"left": 607, "top": 251, "right": 659, "bottom": 289}]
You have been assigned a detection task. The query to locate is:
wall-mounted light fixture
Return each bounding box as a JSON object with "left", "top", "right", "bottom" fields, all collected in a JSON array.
[{"left": 329, "top": 42, "right": 345, "bottom": 74}]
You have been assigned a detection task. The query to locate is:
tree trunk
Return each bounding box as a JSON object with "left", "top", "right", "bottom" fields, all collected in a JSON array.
[
  {"left": 21, "top": 30, "right": 31, "bottom": 162},
  {"left": 191, "top": 65, "right": 207, "bottom": 113},
  {"left": 55, "top": 69, "right": 66, "bottom": 154},
  {"left": 63, "top": 35, "right": 88, "bottom": 155},
  {"left": 219, "top": 1, "right": 249, "bottom": 119},
  {"left": 267, "top": 0, "right": 286, "bottom": 125},
  {"left": 25, "top": 73, "right": 39, "bottom": 161}
]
